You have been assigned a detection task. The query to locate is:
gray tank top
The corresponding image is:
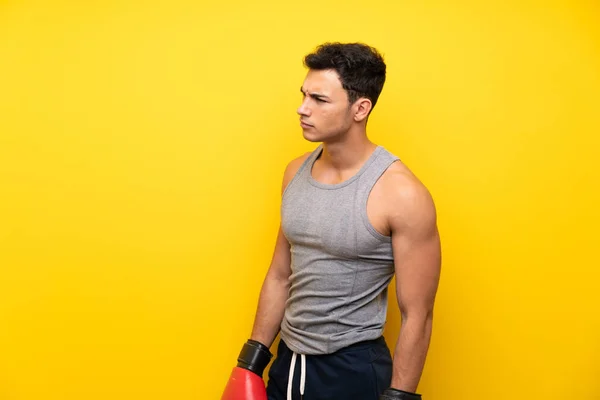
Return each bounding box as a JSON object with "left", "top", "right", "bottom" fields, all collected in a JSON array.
[{"left": 280, "top": 144, "right": 400, "bottom": 355}]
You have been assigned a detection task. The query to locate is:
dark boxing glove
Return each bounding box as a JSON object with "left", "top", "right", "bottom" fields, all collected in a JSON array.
[
  {"left": 380, "top": 388, "right": 422, "bottom": 400},
  {"left": 221, "top": 339, "right": 273, "bottom": 400},
  {"left": 236, "top": 339, "right": 273, "bottom": 376}
]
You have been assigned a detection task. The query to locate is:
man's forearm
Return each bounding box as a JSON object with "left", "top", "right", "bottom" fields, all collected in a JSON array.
[
  {"left": 390, "top": 315, "right": 433, "bottom": 392},
  {"left": 249, "top": 275, "right": 290, "bottom": 348}
]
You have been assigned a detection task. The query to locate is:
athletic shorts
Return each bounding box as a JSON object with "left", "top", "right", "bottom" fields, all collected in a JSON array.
[{"left": 266, "top": 336, "right": 393, "bottom": 400}]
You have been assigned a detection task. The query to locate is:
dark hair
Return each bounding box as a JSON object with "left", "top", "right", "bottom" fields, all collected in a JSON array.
[{"left": 304, "top": 42, "right": 386, "bottom": 110}]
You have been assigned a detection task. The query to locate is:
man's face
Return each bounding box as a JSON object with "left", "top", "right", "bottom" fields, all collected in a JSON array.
[{"left": 297, "top": 69, "right": 354, "bottom": 143}]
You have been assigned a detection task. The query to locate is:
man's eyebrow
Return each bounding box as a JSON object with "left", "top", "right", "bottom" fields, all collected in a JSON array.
[{"left": 300, "top": 87, "right": 330, "bottom": 100}]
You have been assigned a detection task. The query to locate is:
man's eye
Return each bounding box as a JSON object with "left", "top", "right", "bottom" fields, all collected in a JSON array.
[{"left": 315, "top": 98, "right": 325, "bottom": 103}]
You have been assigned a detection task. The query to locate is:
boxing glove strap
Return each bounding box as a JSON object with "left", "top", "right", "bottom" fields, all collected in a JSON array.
[
  {"left": 380, "top": 388, "right": 422, "bottom": 399},
  {"left": 237, "top": 339, "right": 273, "bottom": 376}
]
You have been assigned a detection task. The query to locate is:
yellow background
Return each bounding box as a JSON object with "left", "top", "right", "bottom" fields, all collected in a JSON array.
[{"left": 1, "top": 1, "right": 599, "bottom": 399}]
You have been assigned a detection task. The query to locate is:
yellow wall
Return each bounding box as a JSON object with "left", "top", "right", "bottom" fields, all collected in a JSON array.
[{"left": 1, "top": 1, "right": 599, "bottom": 399}]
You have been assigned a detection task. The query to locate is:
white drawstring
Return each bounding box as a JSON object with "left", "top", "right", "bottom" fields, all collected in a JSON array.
[
  {"left": 286, "top": 352, "right": 296, "bottom": 400},
  {"left": 286, "top": 351, "right": 306, "bottom": 400},
  {"left": 300, "top": 353, "right": 306, "bottom": 396}
]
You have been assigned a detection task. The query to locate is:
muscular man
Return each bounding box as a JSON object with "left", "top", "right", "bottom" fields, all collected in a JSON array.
[{"left": 237, "top": 43, "right": 441, "bottom": 400}]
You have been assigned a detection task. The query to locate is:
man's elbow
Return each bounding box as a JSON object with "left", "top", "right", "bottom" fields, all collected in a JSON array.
[
  {"left": 265, "top": 267, "right": 291, "bottom": 289},
  {"left": 400, "top": 307, "right": 434, "bottom": 331}
]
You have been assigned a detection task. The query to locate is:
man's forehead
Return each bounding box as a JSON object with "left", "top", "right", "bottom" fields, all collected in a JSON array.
[{"left": 302, "top": 69, "right": 343, "bottom": 93}]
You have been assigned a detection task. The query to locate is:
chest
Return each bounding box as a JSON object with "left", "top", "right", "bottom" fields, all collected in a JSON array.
[{"left": 281, "top": 181, "right": 392, "bottom": 258}]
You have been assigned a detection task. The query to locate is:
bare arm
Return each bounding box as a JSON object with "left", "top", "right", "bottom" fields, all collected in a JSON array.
[
  {"left": 249, "top": 226, "right": 291, "bottom": 347},
  {"left": 387, "top": 174, "right": 441, "bottom": 392},
  {"left": 249, "top": 153, "right": 310, "bottom": 348}
]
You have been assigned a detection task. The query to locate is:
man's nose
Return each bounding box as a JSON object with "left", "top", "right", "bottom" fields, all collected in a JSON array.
[{"left": 297, "top": 99, "right": 311, "bottom": 116}]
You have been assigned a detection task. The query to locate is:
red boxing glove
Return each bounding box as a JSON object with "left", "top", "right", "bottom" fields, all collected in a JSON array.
[{"left": 221, "top": 340, "right": 273, "bottom": 400}]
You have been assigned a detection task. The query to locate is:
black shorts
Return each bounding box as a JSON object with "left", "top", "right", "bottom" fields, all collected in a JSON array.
[{"left": 266, "top": 336, "right": 393, "bottom": 400}]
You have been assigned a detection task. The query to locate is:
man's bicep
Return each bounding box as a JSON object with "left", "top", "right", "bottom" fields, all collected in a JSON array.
[
  {"left": 391, "top": 204, "right": 441, "bottom": 317},
  {"left": 267, "top": 226, "right": 292, "bottom": 281}
]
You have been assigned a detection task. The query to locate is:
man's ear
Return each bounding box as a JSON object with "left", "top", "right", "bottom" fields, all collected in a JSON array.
[{"left": 354, "top": 98, "right": 372, "bottom": 122}]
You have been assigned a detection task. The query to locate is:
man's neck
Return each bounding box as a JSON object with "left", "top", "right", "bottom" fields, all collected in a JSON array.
[{"left": 319, "top": 134, "right": 378, "bottom": 172}]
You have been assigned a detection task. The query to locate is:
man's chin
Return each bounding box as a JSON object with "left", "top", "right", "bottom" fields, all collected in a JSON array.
[{"left": 302, "top": 131, "right": 321, "bottom": 142}]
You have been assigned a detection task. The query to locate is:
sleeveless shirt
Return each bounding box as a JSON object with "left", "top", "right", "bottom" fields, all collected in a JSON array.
[{"left": 279, "top": 144, "right": 400, "bottom": 355}]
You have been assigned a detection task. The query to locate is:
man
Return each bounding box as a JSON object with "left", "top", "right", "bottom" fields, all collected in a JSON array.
[{"left": 230, "top": 42, "right": 441, "bottom": 400}]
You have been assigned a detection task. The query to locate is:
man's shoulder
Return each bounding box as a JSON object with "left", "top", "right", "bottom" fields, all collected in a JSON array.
[
  {"left": 381, "top": 161, "right": 427, "bottom": 194},
  {"left": 286, "top": 151, "right": 313, "bottom": 173},
  {"left": 281, "top": 151, "right": 313, "bottom": 192},
  {"left": 379, "top": 161, "right": 436, "bottom": 225}
]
